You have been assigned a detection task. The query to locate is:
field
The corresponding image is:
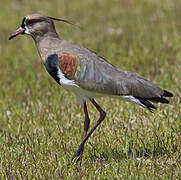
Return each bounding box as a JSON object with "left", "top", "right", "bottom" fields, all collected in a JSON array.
[{"left": 0, "top": 0, "right": 181, "bottom": 179}]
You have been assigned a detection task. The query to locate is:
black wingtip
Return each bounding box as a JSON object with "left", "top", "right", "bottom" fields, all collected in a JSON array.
[
  {"left": 134, "top": 89, "right": 173, "bottom": 113},
  {"left": 136, "top": 97, "right": 157, "bottom": 113},
  {"left": 163, "top": 90, "right": 173, "bottom": 97},
  {"left": 149, "top": 97, "right": 169, "bottom": 104},
  {"left": 147, "top": 106, "right": 157, "bottom": 113}
]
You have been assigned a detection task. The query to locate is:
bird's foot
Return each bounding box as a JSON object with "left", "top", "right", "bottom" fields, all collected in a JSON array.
[
  {"left": 71, "top": 147, "right": 82, "bottom": 164},
  {"left": 68, "top": 146, "right": 84, "bottom": 166}
]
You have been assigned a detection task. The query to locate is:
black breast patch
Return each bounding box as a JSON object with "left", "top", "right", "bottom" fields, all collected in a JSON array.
[{"left": 44, "top": 54, "right": 60, "bottom": 84}]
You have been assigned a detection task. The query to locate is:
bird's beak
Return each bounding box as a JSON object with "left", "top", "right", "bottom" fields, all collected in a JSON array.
[{"left": 8, "top": 26, "right": 25, "bottom": 40}]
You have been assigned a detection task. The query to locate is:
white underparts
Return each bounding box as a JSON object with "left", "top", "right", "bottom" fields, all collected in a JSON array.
[
  {"left": 57, "top": 69, "right": 78, "bottom": 89},
  {"left": 121, "top": 95, "right": 146, "bottom": 108}
]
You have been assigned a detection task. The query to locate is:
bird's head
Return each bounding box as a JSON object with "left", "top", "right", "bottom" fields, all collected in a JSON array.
[{"left": 9, "top": 13, "right": 78, "bottom": 41}]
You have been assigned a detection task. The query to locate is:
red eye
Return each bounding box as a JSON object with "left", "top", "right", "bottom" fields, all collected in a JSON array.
[{"left": 27, "top": 20, "right": 34, "bottom": 26}]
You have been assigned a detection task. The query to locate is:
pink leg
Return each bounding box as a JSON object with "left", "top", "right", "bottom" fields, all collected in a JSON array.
[
  {"left": 82, "top": 102, "right": 90, "bottom": 138},
  {"left": 71, "top": 99, "right": 106, "bottom": 164},
  {"left": 78, "top": 102, "right": 90, "bottom": 162}
]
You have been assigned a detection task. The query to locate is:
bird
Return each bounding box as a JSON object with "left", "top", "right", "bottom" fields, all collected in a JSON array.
[{"left": 9, "top": 14, "right": 173, "bottom": 164}]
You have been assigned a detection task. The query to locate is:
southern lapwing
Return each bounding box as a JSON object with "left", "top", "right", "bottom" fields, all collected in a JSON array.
[{"left": 9, "top": 14, "right": 173, "bottom": 163}]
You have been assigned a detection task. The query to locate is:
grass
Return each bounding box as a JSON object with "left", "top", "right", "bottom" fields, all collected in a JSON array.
[{"left": 0, "top": 0, "right": 181, "bottom": 179}]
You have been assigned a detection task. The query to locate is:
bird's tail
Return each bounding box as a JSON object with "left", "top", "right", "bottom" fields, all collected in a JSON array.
[{"left": 134, "top": 90, "right": 173, "bottom": 112}]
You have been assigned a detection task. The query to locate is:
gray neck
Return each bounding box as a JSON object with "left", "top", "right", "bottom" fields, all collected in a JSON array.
[{"left": 34, "top": 32, "right": 63, "bottom": 63}]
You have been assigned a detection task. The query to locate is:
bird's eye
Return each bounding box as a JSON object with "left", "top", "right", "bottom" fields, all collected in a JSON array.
[{"left": 26, "top": 20, "right": 34, "bottom": 26}]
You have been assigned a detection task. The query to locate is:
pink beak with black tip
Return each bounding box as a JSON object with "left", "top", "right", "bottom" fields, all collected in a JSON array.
[{"left": 8, "top": 26, "right": 25, "bottom": 40}]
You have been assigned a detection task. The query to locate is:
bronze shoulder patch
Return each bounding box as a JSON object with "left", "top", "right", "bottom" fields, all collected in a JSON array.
[{"left": 58, "top": 52, "right": 78, "bottom": 79}]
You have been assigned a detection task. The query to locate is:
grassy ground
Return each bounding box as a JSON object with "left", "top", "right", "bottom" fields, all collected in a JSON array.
[{"left": 0, "top": 0, "right": 181, "bottom": 179}]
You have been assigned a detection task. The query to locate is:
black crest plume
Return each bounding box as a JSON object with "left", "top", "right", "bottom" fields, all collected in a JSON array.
[{"left": 48, "top": 16, "right": 81, "bottom": 29}]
